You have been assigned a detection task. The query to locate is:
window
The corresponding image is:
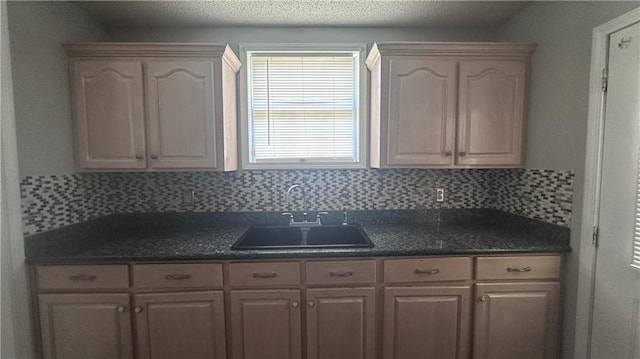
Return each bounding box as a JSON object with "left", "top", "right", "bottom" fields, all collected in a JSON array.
[
  {"left": 240, "top": 44, "right": 367, "bottom": 169},
  {"left": 633, "top": 147, "right": 640, "bottom": 269}
]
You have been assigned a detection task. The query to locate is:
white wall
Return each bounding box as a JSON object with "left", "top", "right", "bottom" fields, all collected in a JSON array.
[
  {"left": 8, "top": 1, "right": 107, "bottom": 177},
  {"left": 2, "top": 2, "right": 34, "bottom": 357},
  {"left": 497, "top": 2, "right": 640, "bottom": 358},
  {"left": 106, "top": 25, "right": 496, "bottom": 52}
]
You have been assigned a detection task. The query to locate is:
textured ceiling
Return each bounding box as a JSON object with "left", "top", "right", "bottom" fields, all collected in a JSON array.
[{"left": 73, "top": 1, "right": 530, "bottom": 28}]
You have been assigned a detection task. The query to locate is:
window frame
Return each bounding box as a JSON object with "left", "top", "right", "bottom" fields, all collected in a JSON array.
[{"left": 239, "top": 43, "right": 368, "bottom": 170}]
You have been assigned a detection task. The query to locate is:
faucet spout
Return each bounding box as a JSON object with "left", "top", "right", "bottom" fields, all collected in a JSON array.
[{"left": 285, "top": 184, "right": 307, "bottom": 212}]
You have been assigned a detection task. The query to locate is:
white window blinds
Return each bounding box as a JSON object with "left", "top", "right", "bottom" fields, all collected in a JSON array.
[
  {"left": 247, "top": 52, "right": 359, "bottom": 163},
  {"left": 633, "top": 147, "right": 640, "bottom": 269}
]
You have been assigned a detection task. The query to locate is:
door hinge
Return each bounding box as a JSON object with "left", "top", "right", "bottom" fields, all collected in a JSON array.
[
  {"left": 601, "top": 68, "right": 608, "bottom": 92},
  {"left": 592, "top": 226, "right": 600, "bottom": 247}
]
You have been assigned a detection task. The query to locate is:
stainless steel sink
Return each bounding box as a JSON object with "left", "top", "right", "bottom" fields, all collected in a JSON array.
[{"left": 231, "top": 224, "right": 373, "bottom": 250}]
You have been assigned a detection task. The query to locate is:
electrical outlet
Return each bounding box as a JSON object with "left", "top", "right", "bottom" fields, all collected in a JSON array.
[
  {"left": 181, "top": 190, "right": 195, "bottom": 207},
  {"left": 436, "top": 188, "right": 445, "bottom": 202}
]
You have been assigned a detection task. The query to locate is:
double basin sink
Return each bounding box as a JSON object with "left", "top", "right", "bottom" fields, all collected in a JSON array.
[{"left": 232, "top": 224, "right": 373, "bottom": 250}]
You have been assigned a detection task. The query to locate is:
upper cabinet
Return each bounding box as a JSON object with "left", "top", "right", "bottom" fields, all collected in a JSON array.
[
  {"left": 366, "top": 42, "right": 535, "bottom": 168},
  {"left": 65, "top": 43, "right": 241, "bottom": 171}
]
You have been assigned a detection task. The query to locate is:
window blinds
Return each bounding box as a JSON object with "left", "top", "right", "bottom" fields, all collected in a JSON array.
[
  {"left": 633, "top": 147, "right": 640, "bottom": 269},
  {"left": 248, "top": 53, "right": 358, "bottom": 163}
]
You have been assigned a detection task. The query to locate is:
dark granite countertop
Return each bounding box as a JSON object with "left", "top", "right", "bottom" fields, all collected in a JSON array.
[{"left": 25, "top": 209, "right": 571, "bottom": 264}]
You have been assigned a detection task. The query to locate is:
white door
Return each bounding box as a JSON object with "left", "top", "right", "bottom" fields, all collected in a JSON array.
[{"left": 590, "top": 22, "right": 640, "bottom": 359}]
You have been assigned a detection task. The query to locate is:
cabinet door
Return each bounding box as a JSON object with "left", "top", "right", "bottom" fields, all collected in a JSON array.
[
  {"left": 383, "top": 286, "right": 471, "bottom": 359},
  {"left": 146, "top": 61, "right": 217, "bottom": 169},
  {"left": 457, "top": 60, "right": 527, "bottom": 166},
  {"left": 473, "top": 282, "right": 560, "bottom": 359},
  {"left": 134, "top": 291, "right": 226, "bottom": 359},
  {"left": 230, "top": 290, "right": 301, "bottom": 359},
  {"left": 38, "top": 293, "right": 133, "bottom": 359},
  {"left": 386, "top": 57, "right": 457, "bottom": 166},
  {"left": 306, "top": 287, "right": 376, "bottom": 359},
  {"left": 72, "top": 61, "right": 146, "bottom": 169}
]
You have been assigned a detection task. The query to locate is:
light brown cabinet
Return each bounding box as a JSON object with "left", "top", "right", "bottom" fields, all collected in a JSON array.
[
  {"left": 65, "top": 43, "right": 241, "bottom": 171},
  {"left": 383, "top": 286, "right": 471, "bottom": 359},
  {"left": 366, "top": 42, "right": 535, "bottom": 168},
  {"left": 473, "top": 255, "right": 561, "bottom": 359},
  {"left": 306, "top": 287, "right": 376, "bottom": 359},
  {"left": 473, "top": 282, "right": 560, "bottom": 359},
  {"left": 230, "top": 289, "right": 302, "bottom": 359},
  {"left": 457, "top": 61, "right": 527, "bottom": 166},
  {"left": 33, "top": 255, "right": 562, "bottom": 359},
  {"left": 38, "top": 293, "right": 133, "bottom": 359},
  {"left": 134, "top": 291, "right": 226, "bottom": 359},
  {"left": 70, "top": 61, "right": 146, "bottom": 170}
]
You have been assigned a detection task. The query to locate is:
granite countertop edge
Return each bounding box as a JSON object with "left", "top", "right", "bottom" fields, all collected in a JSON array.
[{"left": 24, "top": 209, "right": 572, "bottom": 265}]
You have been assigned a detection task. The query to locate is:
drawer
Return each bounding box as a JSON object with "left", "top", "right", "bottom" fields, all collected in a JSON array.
[
  {"left": 475, "top": 255, "right": 562, "bottom": 280},
  {"left": 229, "top": 262, "right": 300, "bottom": 287},
  {"left": 306, "top": 260, "right": 376, "bottom": 285},
  {"left": 384, "top": 257, "right": 472, "bottom": 283},
  {"left": 37, "top": 265, "right": 129, "bottom": 290},
  {"left": 133, "top": 263, "right": 223, "bottom": 288}
]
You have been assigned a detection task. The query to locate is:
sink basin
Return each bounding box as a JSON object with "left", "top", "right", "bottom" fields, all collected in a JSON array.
[{"left": 231, "top": 224, "right": 373, "bottom": 250}]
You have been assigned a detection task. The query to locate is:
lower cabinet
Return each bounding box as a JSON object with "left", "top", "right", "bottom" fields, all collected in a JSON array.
[
  {"left": 38, "top": 293, "right": 133, "bottom": 359},
  {"left": 230, "top": 290, "right": 302, "bottom": 359},
  {"left": 134, "top": 291, "right": 226, "bottom": 359},
  {"left": 38, "top": 291, "right": 226, "bottom": 359},
  {"left": 306, "top": 287, "right": 376, "bottom": 359},
  {"left": 34, "top": 255, "right": 563, "bottom": 359},
  {"left": 473, "top": 282, "right": 560, "bottom": 359},
  {"left": 383, "top": 286, "right": 471, "bottom": 359}
]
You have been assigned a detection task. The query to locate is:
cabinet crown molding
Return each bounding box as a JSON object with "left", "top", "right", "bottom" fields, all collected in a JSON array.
[
  {"left": 365, "top": 42, "right": 537, "bottom": 69},
  {"left": 64, "top": 43, "right": 241, "bottom": 71}
]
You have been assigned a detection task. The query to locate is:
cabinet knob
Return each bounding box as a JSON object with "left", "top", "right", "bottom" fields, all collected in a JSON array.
[
  {"left": 134, "top": 306, "right": 143, "bottom": 313},
  {"left": 150, "top": 154, "right": 158, "bottom": 160},
  {"left": 135, "top": 155, "right": 143, "bottom": 160},
  {"left": 308, "top": 300, "right": 315, "bottom": 307},
  {"left": 118, "top": 306, "right": 127, "bottom": 312},
  {"left": 291, "top": 301, "right": 299, "bottom": 308},
  {"left": 459, "top": 152, "right": 467, "bottom": 157},
  {"left": 478, "top": 296, "right": 487, "bottom": 302},
  {"left": 444, "top": 151, "right": 452, "bottom": 156}
]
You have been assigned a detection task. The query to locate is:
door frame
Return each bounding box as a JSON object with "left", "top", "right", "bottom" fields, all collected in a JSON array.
[{"left": 575, "top": 7, "right": 640, "bottom": 359}]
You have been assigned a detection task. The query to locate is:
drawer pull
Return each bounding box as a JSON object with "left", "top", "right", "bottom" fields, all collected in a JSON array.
[
  {"left": 69, "top": 275, "right": 96, "bottom": 281},
  {"left": 165, "top": 274, "right": 191, "bottom": 280},
  {"left": 414, "top": 268, "right": 440, "bottom": 275},
  {"left": 118, "top": 306, "right": 127, "bottom": 312},
  {"left": 506, "top": 266, "right": 532, "bottom": 273},
  {"left": 253, "top": 272, "right": 278, "bottom": 279},
  {"left": 291, "top": 301, "right": 299, "bottom": 308},
  {"left": 329, "top": 271, "right": 353, "bottom": 277}
]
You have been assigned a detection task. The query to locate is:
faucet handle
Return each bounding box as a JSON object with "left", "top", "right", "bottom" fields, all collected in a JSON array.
[
  {"left": 282, "top": 212, "right": 294, "bottom": 223},
  {"left": 316, "top": 212, "right": 329, "bottom": 224}
]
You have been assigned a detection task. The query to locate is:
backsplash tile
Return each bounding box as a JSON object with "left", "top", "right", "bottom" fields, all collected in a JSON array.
[
  {"left": 19, "top": 168, "right": 574, "bottom": 236},
  {"left": 21, "top": 175, "right": 88, "bottom": 234},
  {"left": 494, "top": 169, "right": 574, "bottom": 227}
]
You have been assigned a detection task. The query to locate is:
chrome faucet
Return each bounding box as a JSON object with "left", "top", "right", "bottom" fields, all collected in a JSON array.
[
  {"left": 283, "top": 184, "right": 327, "bottom": 226},
  {"left": 285, "top": 184, "right": 307, "bottom": 213}
]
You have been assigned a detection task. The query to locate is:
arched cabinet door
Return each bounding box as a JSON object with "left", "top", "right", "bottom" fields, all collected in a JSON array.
[
  {"left": 72, "top": 61, "right": 146, "bottom": 170},
  {"left": 457, "top": 60, "right": 527, "bottom": 167},
  {"left": 145, "top": 61, "right": 217, "bottom": 169},
  {"left": 387, "top": 57, "right": 457, "bottom": 166}
]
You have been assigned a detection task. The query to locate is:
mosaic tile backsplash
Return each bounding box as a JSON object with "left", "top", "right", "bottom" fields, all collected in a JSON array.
[{"left": 20, "top": 169, "right": 574, "bottom": 236}]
